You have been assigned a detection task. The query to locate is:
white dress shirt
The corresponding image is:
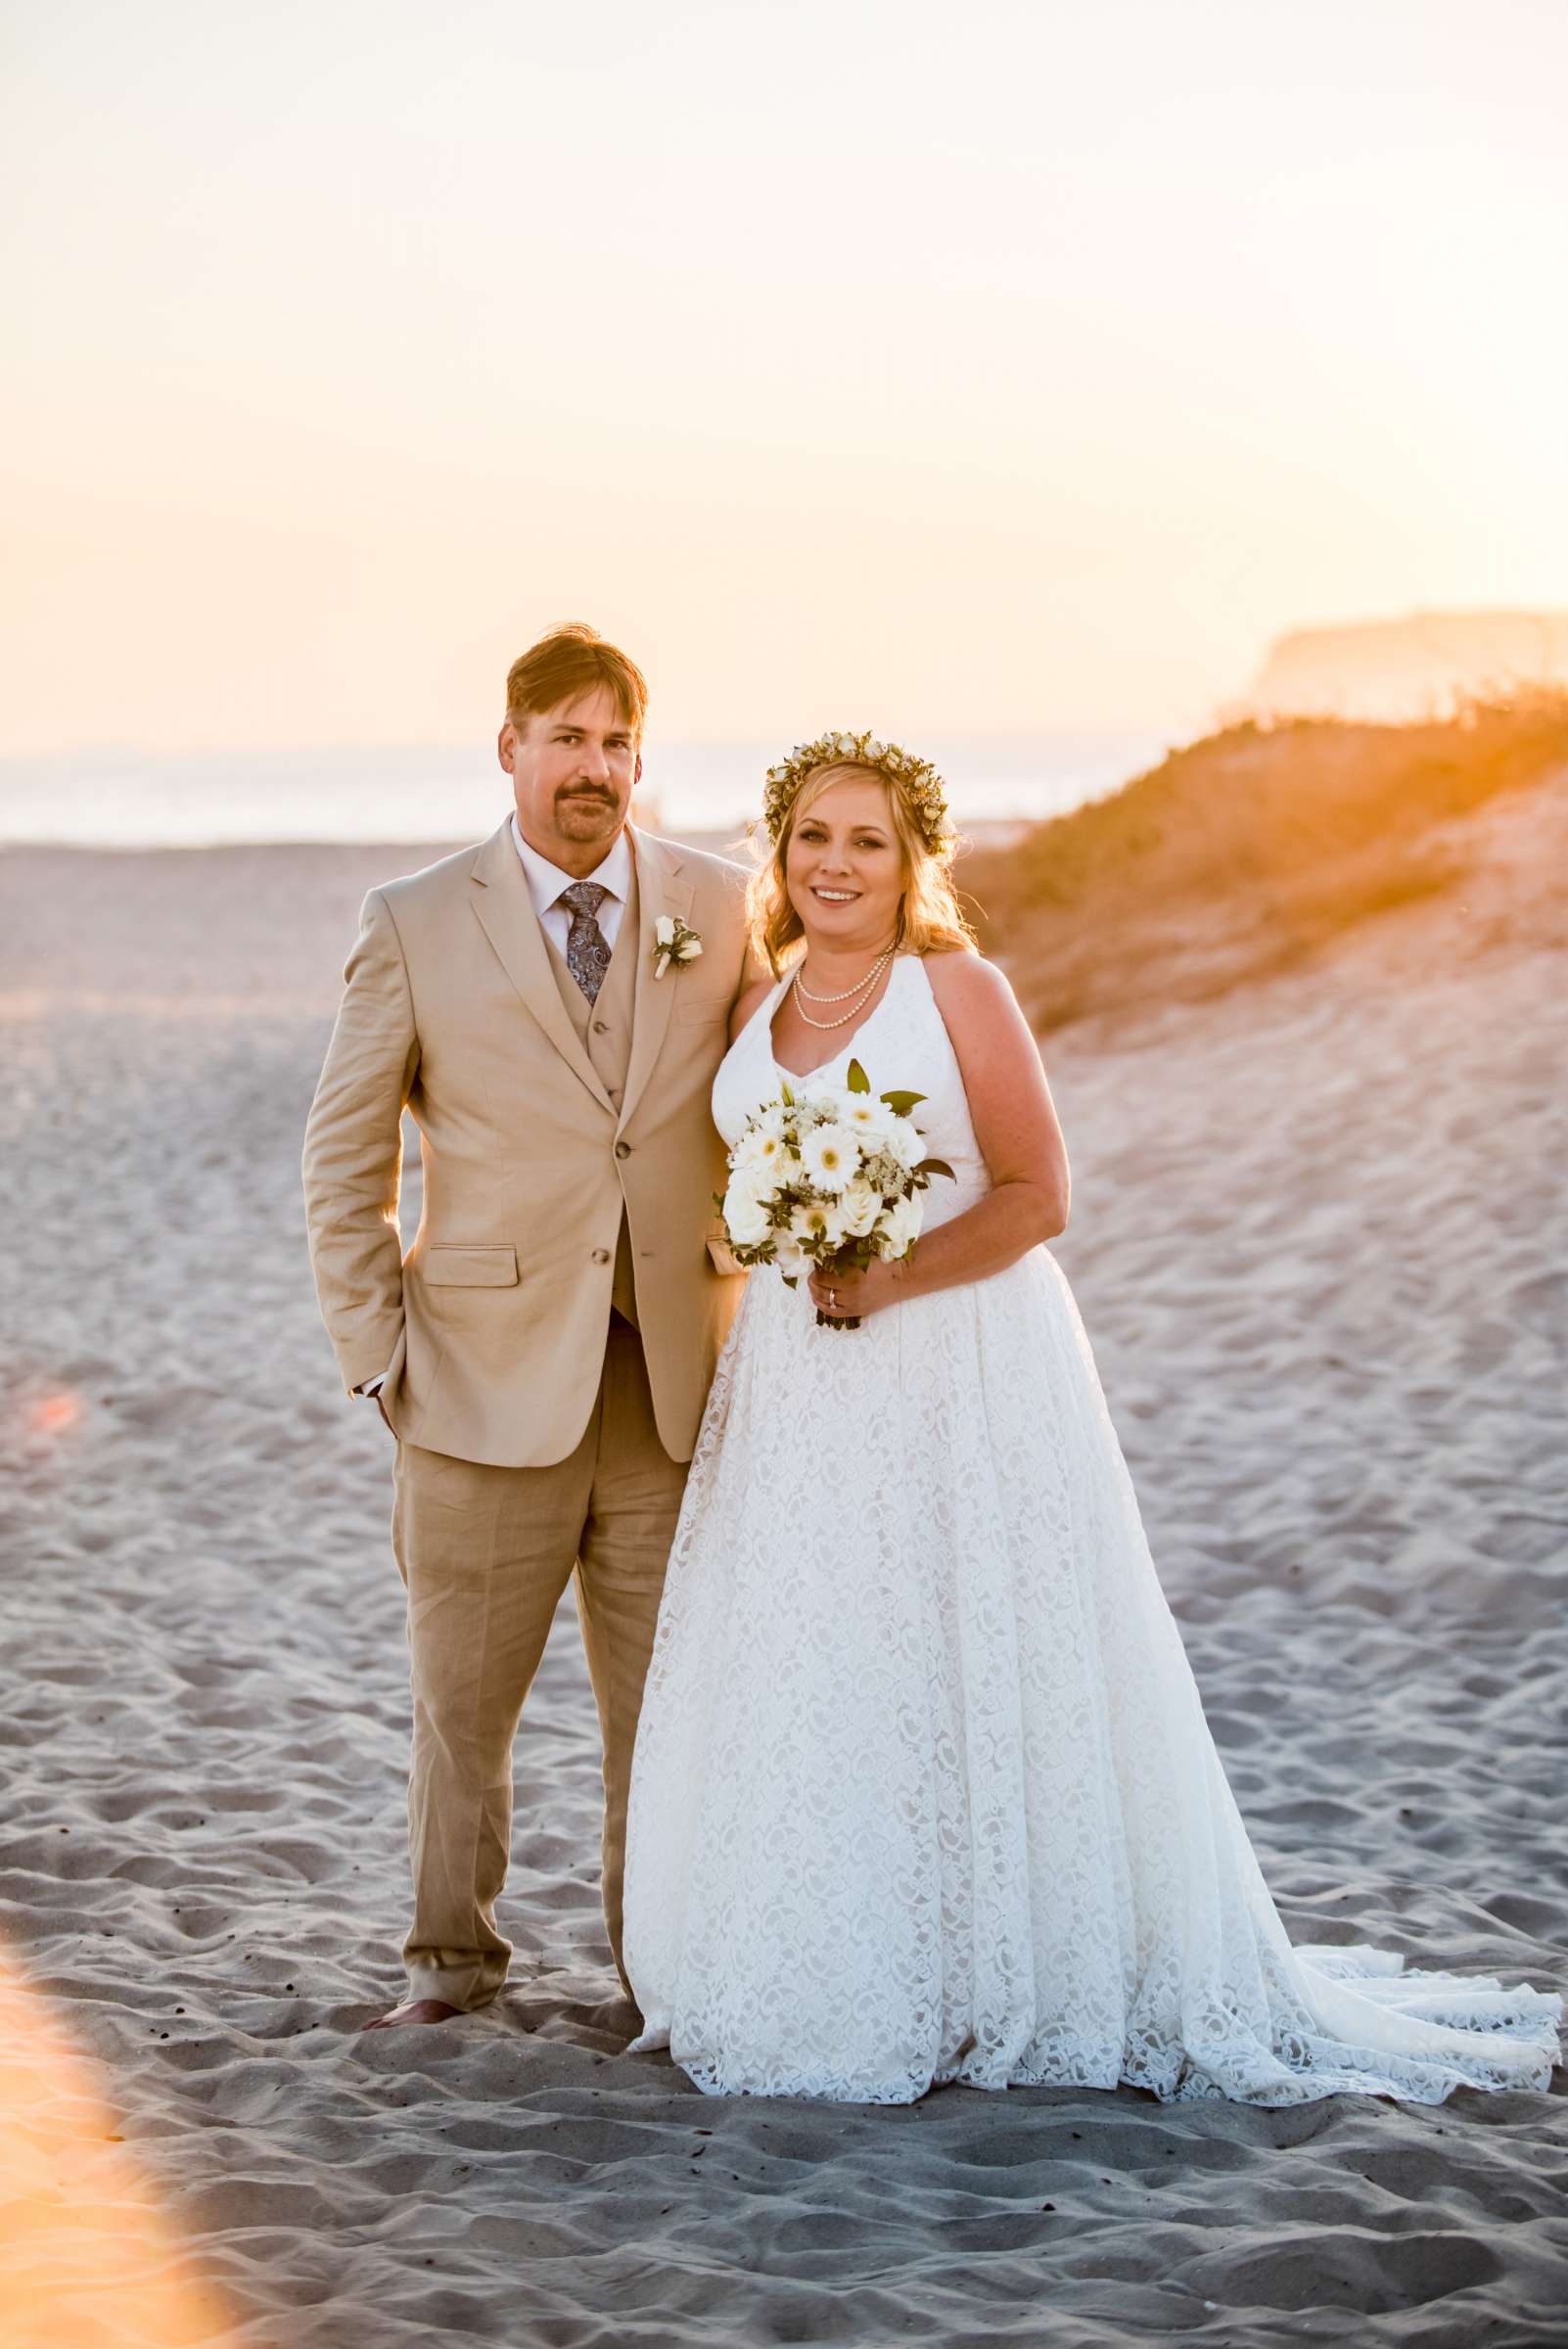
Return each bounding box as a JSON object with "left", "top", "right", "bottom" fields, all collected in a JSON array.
[
  {"left": 357, "top": 816, "right": 633, "bottom": 1402},
  {"left": 510, "top": 814, "right": 631, "bottom": 957}
]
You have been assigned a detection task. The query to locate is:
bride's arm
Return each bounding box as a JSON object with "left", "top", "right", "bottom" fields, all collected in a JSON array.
[{"left": 808, "top": 950, "right": 1069, "bottom": 1318}]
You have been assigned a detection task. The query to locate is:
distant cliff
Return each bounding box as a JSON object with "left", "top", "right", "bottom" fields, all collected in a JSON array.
[{"left": 1240, "top": 611, "right": 1568, "bottom": 723}]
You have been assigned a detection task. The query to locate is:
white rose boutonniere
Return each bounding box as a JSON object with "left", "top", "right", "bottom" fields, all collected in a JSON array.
[{"left": 653, "top": 913, "right": 704, "bottom": 980}]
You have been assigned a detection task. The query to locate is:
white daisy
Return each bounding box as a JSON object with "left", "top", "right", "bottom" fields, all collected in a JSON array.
[
  {"left": 733, "top": 1126, "right": 786, "bottom": 1175},
  {"left": 841, "top": 1094, "right": 895, "bottom": 1140},
  {"left": 800, "top": 1123, "right": 859, "bottom": 1194},
  {"left": 790, "top": 1200, "right": 848, "bottom": 1254}
]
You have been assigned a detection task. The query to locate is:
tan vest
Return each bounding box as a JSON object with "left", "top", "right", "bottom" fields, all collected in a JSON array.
[{"left": 542, "top": 862, "right": 640, "bottom": 1327}]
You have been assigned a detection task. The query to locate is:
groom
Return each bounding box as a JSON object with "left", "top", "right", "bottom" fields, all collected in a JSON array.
[{"left": 302, "top": 623, "right": 753, "bottom": 2029}]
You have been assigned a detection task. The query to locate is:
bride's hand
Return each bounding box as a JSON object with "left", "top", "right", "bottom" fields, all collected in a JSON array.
[{"left": 807, "top": 1259, "right": 904, "bottom": 1320}]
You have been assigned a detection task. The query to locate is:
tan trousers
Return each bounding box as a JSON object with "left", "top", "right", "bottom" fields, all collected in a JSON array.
[{"left": 390, "top": 1318, "right": 688, "bottom": 2009}]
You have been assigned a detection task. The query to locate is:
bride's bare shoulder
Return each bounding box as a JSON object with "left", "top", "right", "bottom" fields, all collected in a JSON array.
[{"left": 920, "top": 947, "right": 1018, "bottom": 1019}]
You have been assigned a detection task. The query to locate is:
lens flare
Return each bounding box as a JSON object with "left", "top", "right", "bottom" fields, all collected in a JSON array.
[
  {"left": 0, "top": 1946, "right": 241, "bottom": 2347},
  {"left": 25, "top": 1392, "right": 83, "bottom": 1440}
]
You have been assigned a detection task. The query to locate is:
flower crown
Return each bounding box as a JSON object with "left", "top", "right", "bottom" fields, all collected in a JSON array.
[{"left": 761, "top": 730, "right": 952, "bottom": 854}]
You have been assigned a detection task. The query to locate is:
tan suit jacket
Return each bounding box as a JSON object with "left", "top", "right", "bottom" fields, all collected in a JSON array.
[{"left": 302, "top": 819, "right": 752, "bottom": 1467}]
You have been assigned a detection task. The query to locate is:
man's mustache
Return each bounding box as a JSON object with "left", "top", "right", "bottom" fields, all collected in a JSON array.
[{"left": 556, "top": 785, "right": 616, "bottom": 805}]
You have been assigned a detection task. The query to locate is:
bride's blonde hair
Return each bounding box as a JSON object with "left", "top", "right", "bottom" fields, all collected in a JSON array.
[{"left": 746, "top": 761, "right": 977, "bottom": 976}]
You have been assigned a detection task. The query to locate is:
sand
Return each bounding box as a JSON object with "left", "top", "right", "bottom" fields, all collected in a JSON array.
[{"left": 2, "top": 787, "right": 1565, "bottom": 2347}]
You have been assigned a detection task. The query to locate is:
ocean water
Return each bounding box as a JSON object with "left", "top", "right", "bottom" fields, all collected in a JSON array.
[{"left": 0, "top": 731, "right": 1167, "bottom": 849}]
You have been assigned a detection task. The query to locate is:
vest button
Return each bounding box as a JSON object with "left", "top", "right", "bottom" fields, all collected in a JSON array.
[
  {"left": 615, "top": 1140, "right": 631, "bottom": 1159},
  {"left": 593, "top": 1019, "right": 611, "bottom": 1034},
  {"left": 591, "top": 1247, "right": 611, "bottom": 1266}
]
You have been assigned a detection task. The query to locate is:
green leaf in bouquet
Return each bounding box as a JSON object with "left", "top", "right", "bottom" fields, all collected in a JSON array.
[
  {"left": 917, "top": 1157, "right": 955, "bottom": 1180},
  {"left": 846, "top": 1059, "right": 872, "bottom": 1094},
  {"left": 780, "top": 1079, "right": 796, "bottom": 1107},
  {"left": 880, "top": 1089, "right": 927, "bottom": 1117}
]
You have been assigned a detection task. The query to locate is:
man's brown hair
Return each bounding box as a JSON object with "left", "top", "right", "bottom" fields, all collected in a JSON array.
[{"left": 504, "top": 623, "right": 649, "bottom": 736}]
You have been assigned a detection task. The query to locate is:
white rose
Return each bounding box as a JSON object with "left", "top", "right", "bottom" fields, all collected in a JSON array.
[
  {"left": 676, "top": 934, "right": 703, "bottom": 961},
  {"left": 723, "top": 1178, "right": 772, "bottom": 1249},
  {"left": 654, "top": 914, "right": 676, "bottom": 945},
  {"left": 839, "top": 1178, "right": 883, "bottom": 1238},
  {"left": 875, "top": 1191, "right": 922, "bottom": 1258},
  {"left": 773, "top": 1227, "right": 808, "bottom": 1278},
  {"left": 884, "top": 1115, "right": 926, "bottom": 1171}
]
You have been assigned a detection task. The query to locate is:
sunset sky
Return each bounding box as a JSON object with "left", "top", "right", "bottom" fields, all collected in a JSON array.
[{"left": 6, "top": 0, "right": 1567, "bottom": 758}]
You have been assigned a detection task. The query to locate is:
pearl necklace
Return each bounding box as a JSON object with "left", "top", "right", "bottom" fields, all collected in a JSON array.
[
  {"left": 793, "top": 943, "right": 895, "bottom": 1005},
  {"left": 789, "top": 947, "right": 895, "bottom": 1030}
]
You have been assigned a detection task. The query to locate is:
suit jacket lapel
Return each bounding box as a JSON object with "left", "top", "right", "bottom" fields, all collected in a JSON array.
[
  {"left": 468, "top": 820, "right": 616, "bottom": 1113},
  {"left": 619, "top": 827, "right": 696, "bottom": 1130}
]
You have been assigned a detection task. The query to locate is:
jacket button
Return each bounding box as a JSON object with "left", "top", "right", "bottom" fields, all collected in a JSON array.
[
  {"left": 593, "top": 1019, "right": 611, "bottom": 1034},
  {"left": 591, "top": 1247, "right": 611, "bottom": 1266},
  {"left": 615, "top": 1140, "right": 631, "bottom": 1159}
]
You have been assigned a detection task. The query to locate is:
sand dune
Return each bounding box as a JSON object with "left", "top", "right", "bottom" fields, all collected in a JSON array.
[
  {"left": 959, "top": 693, "right": 1568, "bottom": 1038},
  {"left": 2, "top": 786, "right": 1564, "bottom": 2345}
]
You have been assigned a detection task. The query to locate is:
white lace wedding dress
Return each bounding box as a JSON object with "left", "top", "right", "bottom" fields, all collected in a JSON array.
[{"left": 622, "top": 953, "right": 1562, "bottom": 2104}]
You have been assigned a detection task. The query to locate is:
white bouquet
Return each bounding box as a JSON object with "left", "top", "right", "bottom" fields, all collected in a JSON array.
[{"left": 717, "top": 1059, "right": 952, "bottom": 1330}]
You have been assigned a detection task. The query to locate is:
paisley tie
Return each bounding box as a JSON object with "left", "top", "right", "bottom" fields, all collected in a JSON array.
[{"left": 559, "top": 881, "right": 613, "bottom": 1005}]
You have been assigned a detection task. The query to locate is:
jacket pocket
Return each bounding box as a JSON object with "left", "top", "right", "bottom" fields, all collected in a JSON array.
[
  {"left": 422, "top": 1244, "right": 520, "bottom": 1287},
  {"left": 674, "top": 992, "right": 730, "bottom": 1027}
]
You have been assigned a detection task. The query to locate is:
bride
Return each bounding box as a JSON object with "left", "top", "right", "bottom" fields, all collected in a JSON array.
[{"left": 621, "top": 733, "right": 1562, "bottom": 2106}]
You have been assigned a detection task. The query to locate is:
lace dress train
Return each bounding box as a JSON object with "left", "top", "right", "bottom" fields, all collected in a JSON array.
[{"left": 621, "top": 954, "right": 1563, "bottom": 2104}]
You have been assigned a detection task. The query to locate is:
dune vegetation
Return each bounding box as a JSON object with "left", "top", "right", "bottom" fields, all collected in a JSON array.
[{"left": 957, "top": 692, "right": 1568, "bottom": 1036}]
